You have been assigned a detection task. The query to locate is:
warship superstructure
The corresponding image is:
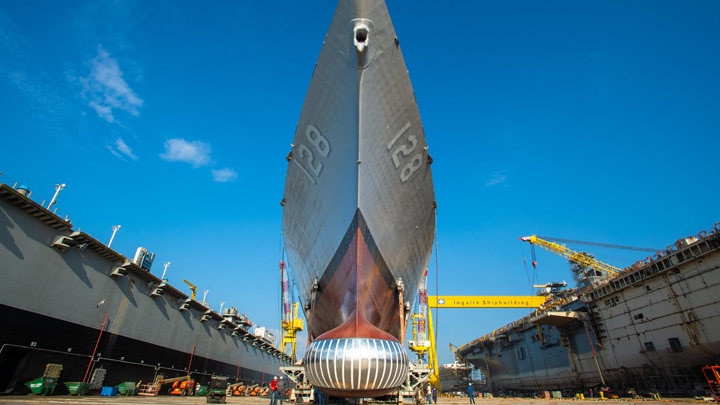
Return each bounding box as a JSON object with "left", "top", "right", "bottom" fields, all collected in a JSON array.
[
  {"left": 457, "top": 225, "right": 720, "bottom": 397},
  {"left": 281, "top": 0, "right": 436, "bottom": 398},
  {"left": 0, "top": 183, "right": 290, "bottom": 394}
]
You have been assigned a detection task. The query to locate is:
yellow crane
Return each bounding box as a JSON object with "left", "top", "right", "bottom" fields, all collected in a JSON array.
[
  {"left": 279, "top": 261, "right": 304, "bottom": 361},
  {"left": 183, "top": 279, "right": 197, "bottom": 300},
  {"left": 408, "top": 270, "right": 439, "bottom": 389},
  {"left": 448, "top": 343, "right": 459, "bottom": 360},
  {"left": 409, "top": 313, "right": 431, "bottom": 356},
  {"left": 281, "top": 302, "right": 304, "bottom": 361},
  {"left": 519, "top": 235, "right": 622, "bottom": 277},
  {"left": 409, "top": 303, "right": 439, "bottom": 388}
]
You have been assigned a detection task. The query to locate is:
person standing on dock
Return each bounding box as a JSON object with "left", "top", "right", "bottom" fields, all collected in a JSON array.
[
  {"left": 315, "top": 389, "right": 326, "bottom": 405},
  {"left": 269, "top": 376, "right": 278, "bottom": 405},
  {"left": 426, "top": 384, "right": 432, "bottom": 404},
  {"left": 277, "top": 376, "right": 285, "bottom": 405},
  {"left": 467, "top": 383, "right": 475, "bottom": 404}
]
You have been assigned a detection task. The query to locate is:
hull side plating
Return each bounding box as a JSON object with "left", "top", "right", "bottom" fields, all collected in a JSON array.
[{"left": 0, "top": 184, "right": 289, "bottom": 394}]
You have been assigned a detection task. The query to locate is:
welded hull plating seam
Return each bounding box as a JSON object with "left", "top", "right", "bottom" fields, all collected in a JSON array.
[{"left": 305, "top": 338, "right": 409, "bottom": 391}]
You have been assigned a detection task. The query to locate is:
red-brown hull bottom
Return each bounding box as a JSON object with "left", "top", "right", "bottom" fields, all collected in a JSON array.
[{"left": 303, "top": 212, "right": 409, "bottom": 397}]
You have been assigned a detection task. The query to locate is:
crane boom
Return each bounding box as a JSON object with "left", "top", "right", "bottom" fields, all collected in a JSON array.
[
  {"left": 520, "top": 235, "right": 622, "bottom": 276},
  {"left": 537, "top": 236, "right": 657, "bottom": 253}
]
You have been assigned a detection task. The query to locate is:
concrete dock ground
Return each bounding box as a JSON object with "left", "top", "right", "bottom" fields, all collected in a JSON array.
[{"left": 0, "top": 396, "right": 703, "bottom": 405}]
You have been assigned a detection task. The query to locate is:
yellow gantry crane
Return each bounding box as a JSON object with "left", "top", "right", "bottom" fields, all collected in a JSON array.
[
  {"left": 412, "top": 295, "right": 546, "bottom": 390},
  {"left": 410, "top": 266, "right": 547, "bottom": 391}
]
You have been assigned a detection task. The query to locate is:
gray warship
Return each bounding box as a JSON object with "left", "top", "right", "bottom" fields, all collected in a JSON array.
[
  {"left": 457, "top": 225, "right": 720, "bottom": 397},
  {"left": 0, "top": 182, "right": 291, "bottom": 394},
  {"left": 281, "top": 0, "right": 436, "bottom": 398}
]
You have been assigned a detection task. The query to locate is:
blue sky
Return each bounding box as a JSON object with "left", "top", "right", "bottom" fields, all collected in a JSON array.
[{"left": 1, "top": 1, "right": 718, "bottom": 367}]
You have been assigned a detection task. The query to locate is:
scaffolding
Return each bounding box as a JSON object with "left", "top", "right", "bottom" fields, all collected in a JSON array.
[{"left": 701, "top": 365, "right": 720, "bottom": 404}]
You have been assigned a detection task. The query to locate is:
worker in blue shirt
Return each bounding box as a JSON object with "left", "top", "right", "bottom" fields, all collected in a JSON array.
[{"left": 467, "top": 383, "right": 475, "bottom": 404}]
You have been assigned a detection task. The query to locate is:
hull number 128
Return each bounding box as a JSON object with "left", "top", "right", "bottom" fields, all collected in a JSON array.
[
  {"left": 387, "top": 122, "right": 423, "bottom": 183},
  {"left": 294, "top": 124, "right": 331, "bottom": 184}
]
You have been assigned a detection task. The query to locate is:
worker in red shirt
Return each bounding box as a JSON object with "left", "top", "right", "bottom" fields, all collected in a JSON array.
[{"left": 269, "top": 376, "right": 278, "bottom": 405}]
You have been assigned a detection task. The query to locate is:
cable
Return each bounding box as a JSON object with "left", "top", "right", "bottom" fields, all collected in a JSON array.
[{"left": 433, "top": 206, "right": 439, "bottom": 369}]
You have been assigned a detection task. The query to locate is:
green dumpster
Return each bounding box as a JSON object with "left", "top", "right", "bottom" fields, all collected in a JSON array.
[
  {"left": 116, "top": 381, "right": 136, "bottom": 395},
  {"left": 25, "top": 377, "right": 57, "bottom": 395},
  {"left": 64, "top": 382, "right": 90, "bottom": 396}
]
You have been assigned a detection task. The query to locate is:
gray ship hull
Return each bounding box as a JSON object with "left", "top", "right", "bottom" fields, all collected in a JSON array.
[
  {"left": 281, "top": 0, "right": 436, "bottom": 397},
  {"left": 458, "top": 225, "right": 720, "bottom": 396},
  {"left": 0, "top": 184, "right": 290, "bottom": 394}
]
